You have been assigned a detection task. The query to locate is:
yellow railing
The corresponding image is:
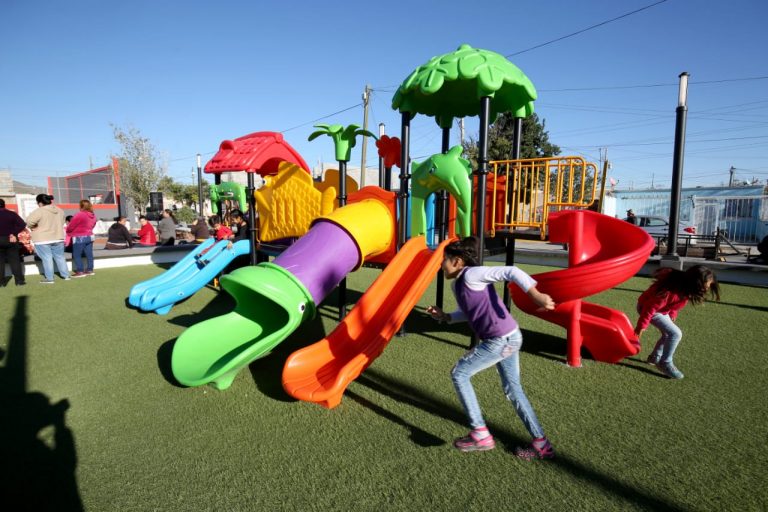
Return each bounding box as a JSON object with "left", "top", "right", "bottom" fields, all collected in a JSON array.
[{"left": 488, "top": 156, "right": 600, "bottom": 238}]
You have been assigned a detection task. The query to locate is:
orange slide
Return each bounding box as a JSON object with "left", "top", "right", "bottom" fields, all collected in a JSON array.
[
  {"left": 282, "top": 236, "right": 452, "bottom": 408},
  {"left": 510, "top": 210, "right": 656, "bottom": 366}
]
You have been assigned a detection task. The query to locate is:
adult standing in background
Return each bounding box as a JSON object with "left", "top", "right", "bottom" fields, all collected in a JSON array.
[
  {"left": 0, "top": 198, "right": 28, "bottom": 286},
  {"left": 157, "top": 209, "right": 177, "bottom": 246},
  {"left": 626, "top": 209, "right": 637, "bottom": 225},
  {"left": 26, "top": 194, "right": 70, "bottom": 283},
  {"left": 66, "top": 199, "right": 97, "bottom": 277}
]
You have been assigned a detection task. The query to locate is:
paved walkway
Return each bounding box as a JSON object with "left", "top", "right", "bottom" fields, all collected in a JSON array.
[
  {"left": 489, "top": 239, "right": 768, "bottom": 287},
  {"left": 9, "top": 239, "right": 767, "bottom": 287}
]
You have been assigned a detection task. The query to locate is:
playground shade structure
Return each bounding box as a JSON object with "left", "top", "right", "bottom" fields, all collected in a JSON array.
[
  {"left": 510, "top": 210, "right": 655, "bottom": 364},
  {"left": 170, "top": 199, "right": 394, "bottom": 390},
  {"left": 128, "top": 239, "right": 250, "bottom": 315},
  {"left": 282, "top": 236, "right": 452, "bottom": 408}
]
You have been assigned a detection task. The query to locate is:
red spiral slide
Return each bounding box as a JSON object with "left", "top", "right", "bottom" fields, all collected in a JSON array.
[{"left": 510, "top": 210, "right": 656, "bottom": 366}]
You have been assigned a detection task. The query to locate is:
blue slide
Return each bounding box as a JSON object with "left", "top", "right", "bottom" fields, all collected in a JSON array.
[{"left": 128, "top": 239, "right": 250, "bottom": 315}]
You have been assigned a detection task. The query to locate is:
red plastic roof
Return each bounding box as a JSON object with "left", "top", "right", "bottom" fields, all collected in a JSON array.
[{"left": 204, "top": 131, "right": 310, "bottom": 176}]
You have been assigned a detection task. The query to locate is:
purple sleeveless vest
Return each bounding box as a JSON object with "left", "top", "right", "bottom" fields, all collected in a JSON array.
[{"left": 455, "top": 270, "right": 518, "bottom": 340}]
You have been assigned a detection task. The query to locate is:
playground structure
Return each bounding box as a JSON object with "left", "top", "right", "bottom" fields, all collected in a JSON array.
[
  {"left": 208, "top": 181, "right": 248, "bottom": 216},
  {"left": 130, "top": 43, "right": 656, "bottom": 406},
  {"left": 486, "top": 156, "right": 602, "bottom": 238}
]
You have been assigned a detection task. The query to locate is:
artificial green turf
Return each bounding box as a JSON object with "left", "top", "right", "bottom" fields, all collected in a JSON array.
[{"left": 1, "top": 264, "right": 766, "bottom": 511}]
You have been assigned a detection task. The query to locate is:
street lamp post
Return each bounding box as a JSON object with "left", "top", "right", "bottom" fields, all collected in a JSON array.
[
  {"left": 666, "top": 72, "right": 689, "bottom": 260},
  {"left": 196, "top": 154, "right": 204, "bottom": 216}
]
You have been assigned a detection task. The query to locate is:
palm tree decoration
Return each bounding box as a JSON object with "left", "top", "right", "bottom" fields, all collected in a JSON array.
[{"left": 308, "top": 123, "right": 377, "bottom": 163}]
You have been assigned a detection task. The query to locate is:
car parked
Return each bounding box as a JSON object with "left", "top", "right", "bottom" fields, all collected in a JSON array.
[{"left": 627, "top": 214, "right": 697, "bottom": 245}]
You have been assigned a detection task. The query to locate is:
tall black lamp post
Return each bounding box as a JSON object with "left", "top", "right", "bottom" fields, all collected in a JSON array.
[
  {"left": 666, "top": 72, "right": 689, "bottom": 259},
  {"left": 196, "top": 154, "right": 204, "bottom": 216}
]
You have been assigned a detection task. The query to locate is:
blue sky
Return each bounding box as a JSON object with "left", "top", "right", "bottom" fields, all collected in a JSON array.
[{"left": 1, "top": 0, "right": 766, "bottom": 191}]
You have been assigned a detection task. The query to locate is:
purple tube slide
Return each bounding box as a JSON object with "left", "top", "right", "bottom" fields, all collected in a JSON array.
[{"left": 273, "top": 220, "right": 358, "bottom": 305}]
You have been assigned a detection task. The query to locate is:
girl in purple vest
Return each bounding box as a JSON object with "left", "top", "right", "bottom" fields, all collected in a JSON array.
[{"left": 427, "top": 237, "right": 556, "bottom": 460}]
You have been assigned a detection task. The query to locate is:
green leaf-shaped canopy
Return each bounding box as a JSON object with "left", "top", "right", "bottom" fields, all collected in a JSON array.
[{"left": 391, "top": 44, "right": 537, "bottom": 128}]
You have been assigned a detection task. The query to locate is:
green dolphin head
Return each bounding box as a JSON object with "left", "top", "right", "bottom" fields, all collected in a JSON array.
[{"left": 411, "top": 145, "right": 472, "bottom": 238}]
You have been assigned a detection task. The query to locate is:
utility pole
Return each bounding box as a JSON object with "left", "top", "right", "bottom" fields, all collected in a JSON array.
[
  {"left": 458, "top": 118, "right": 465, "bottom": 146},
  {"left": 378, "top": 122, "right": 385, "bottom": 188},
  {"left": 197, "top": 154, "right": 204, "bottom": 216},
  {"left": 728, "top": 166, "right": 735, "bottom": 187},
  {"left": 360, "top": 84, "right": 371, "bottom": 187}
]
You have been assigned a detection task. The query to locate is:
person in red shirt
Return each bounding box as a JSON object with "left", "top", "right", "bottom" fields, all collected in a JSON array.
[
  {"left": 66, "top": 199, "right": 97, "bottom": 276},
  {"left": 135, "top": 215, "right": 157, "bottom": 246},
  {"left": 209, "top": 215, "right": 233, "bottom": 242},
  {"left": 635, "top": 265, "right": 720, "bottom": 379}
]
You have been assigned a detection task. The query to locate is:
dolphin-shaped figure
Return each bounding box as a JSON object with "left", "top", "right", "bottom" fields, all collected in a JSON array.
[{"left": 411, "top": 145, "right": 472, "bottom": 238}]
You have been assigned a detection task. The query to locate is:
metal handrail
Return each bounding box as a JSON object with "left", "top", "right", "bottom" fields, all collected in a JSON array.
[{"left": 487, "top": 156, "right": 600, "bottom": 238}]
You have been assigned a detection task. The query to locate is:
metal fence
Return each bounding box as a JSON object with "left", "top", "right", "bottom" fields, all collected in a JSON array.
[
  {"left": 692, "top": 195, "right": 768, "bottom": 244},
  {"left": 488, "top": 156, "right": 600, "bottom": 237},
  {"left": 618, "top": 193, "right": 768, "bottom": 244}
]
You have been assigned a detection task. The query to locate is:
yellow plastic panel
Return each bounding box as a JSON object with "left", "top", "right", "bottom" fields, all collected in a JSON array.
[
  {"left": 255, "top": 161, "right": 336, "bottom": 241},
  {"left": 315, "top": 169, "right": 359, "bottom": 209}
]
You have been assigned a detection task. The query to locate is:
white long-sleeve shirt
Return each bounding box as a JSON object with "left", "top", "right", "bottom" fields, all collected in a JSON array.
[{"left": 447, "top": 265, "right": 536, "bottom": 324}]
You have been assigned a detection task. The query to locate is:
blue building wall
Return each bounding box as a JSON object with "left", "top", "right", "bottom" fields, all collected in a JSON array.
[{"left": 613, "top": 185, "right": 767, "bottom": 242}]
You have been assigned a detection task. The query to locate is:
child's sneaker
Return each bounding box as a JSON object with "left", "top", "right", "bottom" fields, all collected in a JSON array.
[
  {"left": 658, "top": 362, "right": 684, "bottom": 379},
  {"left": 514, "top": 438, "right": 555, "bottom": 461},
  {"left": 646, "top": 353, "right": 660, "bottom": 365},
  {"left": 453, "top": 430, "right": 495, "bottom": 452}
]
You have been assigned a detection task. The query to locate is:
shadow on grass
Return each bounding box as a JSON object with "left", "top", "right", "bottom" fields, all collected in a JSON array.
[
  {"left": 313, "top": 287, "right": 365, "bottom": 322},
  {"left": 518, "top": 329, "right": 570, "bottom": 364},
  {"left": 166, "top": 291, "right": 236, "bottom": 328},
  {"left": 0, "top": 296, "right": 83, "bottom": 511},
  {"left": 156, "top": 339, "right": 184, "bottom": 388},
  {"left": 246, "top": 312, "right": 330, "bottom": 403},
  {"left": 156, "top": 288, "right": 236, "bottom": 386},
  {"left": 520, "top": 331, "right": 666, "bottom": 377},
  {"left": 345, "top": 389, "right": 445, "bottom": 447},
  {"left": 711, "top": 300, "right": 768, "bottom": 313},
  {"left": 617, "top": 357, "right": 668, "bottom": 377},
  {"left": 357, "top": 367, "right": 687, "bottom": 511},
  {"left": 393, "top": 306, "right": 475, "bottom": 349}
]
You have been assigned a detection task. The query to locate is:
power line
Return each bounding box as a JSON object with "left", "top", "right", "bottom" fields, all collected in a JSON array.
[
  {"left": 539, "top": 75, "right": 768, "bottom": 92},
  {"left": 577, "top": 134, "right": 768, "bottom": 149},
  {"left": 279, "top": 103, "right": 362, "bottom": 133},
  {"left": 505, "top": 0, "right": 669, "bottom": 57}
]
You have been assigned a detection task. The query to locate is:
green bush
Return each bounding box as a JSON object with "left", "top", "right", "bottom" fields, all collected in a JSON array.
[{"left": 175, "top": 206, "right": 197, "bottom": 224}]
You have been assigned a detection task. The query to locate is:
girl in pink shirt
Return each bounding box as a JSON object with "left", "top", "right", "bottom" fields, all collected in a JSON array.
[{"left": 635, "top": 265, "right": 720, "bottom": 379}]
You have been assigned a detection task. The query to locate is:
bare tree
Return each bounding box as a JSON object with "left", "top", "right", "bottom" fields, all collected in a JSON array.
[{"left": 111, "top": 124, "right": 167, "bottom": 214}]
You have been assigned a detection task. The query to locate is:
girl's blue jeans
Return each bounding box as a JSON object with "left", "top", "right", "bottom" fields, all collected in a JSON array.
[
  {"left": 648, "top": 312, "right": 683, "bottom": 364},
  {"left": 451, "top": 329, "right": 545, "bottom": 439},
  {"left": 72, "top": 237, "right": 94, "bottom": 273}
]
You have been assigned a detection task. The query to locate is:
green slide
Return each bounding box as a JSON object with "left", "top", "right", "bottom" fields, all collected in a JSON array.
[{"left": 171, "top": 263, "right": 315, "bottom": 390}]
